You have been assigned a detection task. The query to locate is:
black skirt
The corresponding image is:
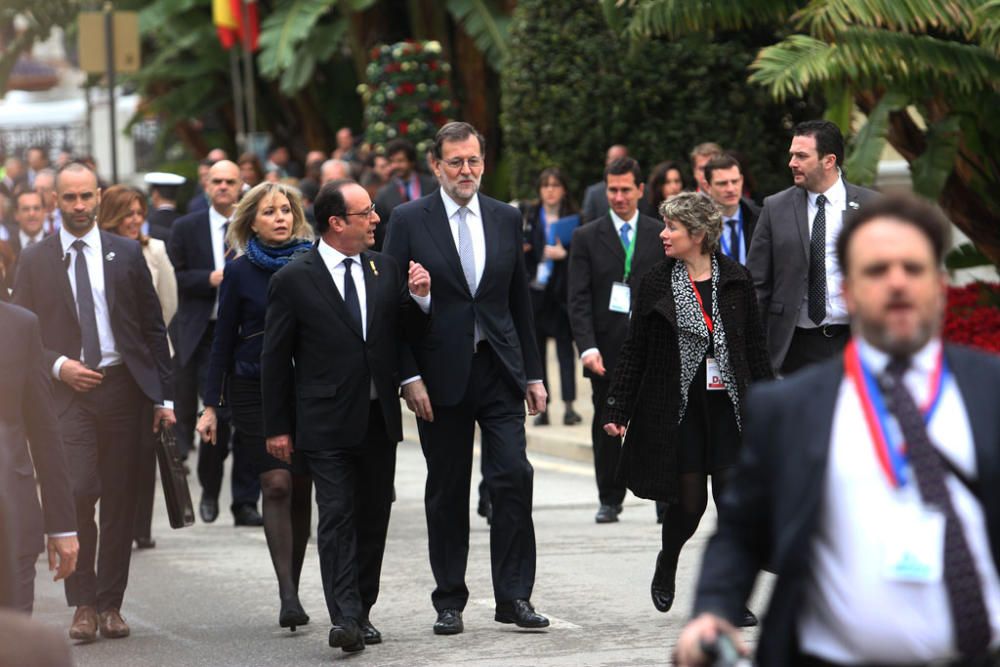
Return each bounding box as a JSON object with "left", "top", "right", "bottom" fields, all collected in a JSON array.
[
  {"left": 675, "top": 356, "right": 741, "bottom": 474},
  {"left": 228, "top": 376, "right": 305, "bottom": 475}
]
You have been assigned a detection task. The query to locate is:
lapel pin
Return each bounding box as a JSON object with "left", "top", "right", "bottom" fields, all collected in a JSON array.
[
  {"left": 848, "top": 201, "right": 860, "bottom": 210},
  {"left": 369, "top": 259, "right": 378, "bottom": 276},
  {"left": 105, "top": 251, "right": 116, "bottom": 261}
]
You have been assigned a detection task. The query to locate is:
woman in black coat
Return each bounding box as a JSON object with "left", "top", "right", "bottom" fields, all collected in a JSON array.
[
  {"left": 602, "top": 192, "right": 772, "bottom": 623},
  {"left": 196, "top": 182, "right": 315, "bottom": 631}
]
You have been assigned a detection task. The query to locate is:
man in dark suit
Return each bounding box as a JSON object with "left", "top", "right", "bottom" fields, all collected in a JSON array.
[
  {"left": 676, "top": 195, "right": 1000, "bottom": 666},
  {"left": 185, "top": 159, "right": 213, "bottom": 214},
  {"left": 0, "top": 301, "right": 78, "bottom": 613},
  {"left": 568, "top": 157, "right": 664, "bottom": 523},
  {"left": 384, "top": 122, "right": 549, "bottom": 635},
  {"left": 167, "top": 159, "right": 261, "bottom": 526},
  {"left": 262, "top": 179, "right": 430, "bottom": 653},
  {"left": 747, "top": 120, "right": 879, "bottom": 375},
  {"left": 580, "top": 144, "right": 628, "bottom": 223},
  {"left": 144, "top": 172, "right": 185, "bottom": 241},
  {"left": 7, "top": 190, "right": 48, "bottom": 259},
  {"left": 703, "top": 155, "right": 759, "bottom": 265},
  {"left": 12, "top": 162, "right": 174, "bottom": 640},
  {"left": 372, "top": 138, "right": 438, "bottom": 251}
]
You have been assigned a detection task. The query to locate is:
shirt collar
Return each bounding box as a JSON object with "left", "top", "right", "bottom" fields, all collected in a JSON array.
[
  {"left": 19, "top": 229, "right": 44, "bottom": 245},
  {"left": 724, "top": 205, "right": 743, "bottom": 225},
  {"left": 609, "top": 208, "right": 639, "bottom": 233},
  {"left": 60, "top": 224, "right": 101, "bottom": 255},
  {"left": 439, "top": 188, "right": 481, "bottom": 221},
  {"left": 208, "top": 205, "right": 230, "bottom": 228},
  {"left": 809, "top": 174, "right": 847, "bottom": 209},
  {"left": 855, "top": 335, "right": 941, "bottom": 379},
  {"left": 318, "top": 237, "right": 360, "bottom": 267}
]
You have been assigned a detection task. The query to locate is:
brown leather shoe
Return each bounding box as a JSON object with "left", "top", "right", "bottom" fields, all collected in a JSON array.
[
  {"left": 99, "top": 609, "right": 130, "bottom": 639},
  {"left": 69, "top": 605, "right": 99, "bottom": 642}
]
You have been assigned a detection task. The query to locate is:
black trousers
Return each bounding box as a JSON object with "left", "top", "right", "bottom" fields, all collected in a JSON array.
[
  {"left": 589, "top": 376, "right": 626, "bottom": 506},
  {"left": 133, "top": 402, "right": 156, "bottom": 541},
  {"left": 60, "top": 366, "right": 144, "bottom": 611},
  {"left": 533, "top": 294, "right": 576, "bottom": 404},
  {"left": 781, "top": 325, "right": 851, "bottom": 376},
  {"left": 304, "top": 402, "right": 396, "bottom": 624},
  {"left": 13, "top": 553, "right": 36, "bottom": 613},
  {"left": 417, "top": 344, "right": 536, "bottom": 611}
]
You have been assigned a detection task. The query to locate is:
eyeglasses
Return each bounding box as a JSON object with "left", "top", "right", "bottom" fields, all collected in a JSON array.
[
  {"left": 343, "top": 204, "right": 377, "bottom": 219},
  {"left": 440, "top": 157, "right": 484, "bottom": 170},
  {"left": 211, "top": 178, "right": 239, "bottom": 186}
]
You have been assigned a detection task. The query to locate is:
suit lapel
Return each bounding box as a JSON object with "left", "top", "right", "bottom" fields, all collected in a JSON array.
[
  {"left": 793, "top": 188, "right": 810, "bottom": 261},
  {"left": 198, "top": 212, "right": 215, "bottom": 268},
  {"left": 100, "top": 232, "right": 117, "bottom": 314},
  {"left": 477, "top": 197, "right": 498, "bottom": 298},
  {"left": 596, "top": 216, "right": 626, "bottom": 266},
  {"left": 304, "top": 247, "right": 363, "bottom": 340},
  {"left": 47, "top": 235, "right": 77, "bottom": 321},
  {"left": 422, "top": 194, "right": 470, "bottom": 296},
  {"left": 360, "top": 251, "right": 378, "bottom": 336}
]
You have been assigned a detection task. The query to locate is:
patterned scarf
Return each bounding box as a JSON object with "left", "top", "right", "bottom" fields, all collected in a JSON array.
[
  {"left": 670, "top": 255, "right": 742, "bottom": 429},
  {"left": 244, "top": 236, "right": 312, "bottom": 274}
]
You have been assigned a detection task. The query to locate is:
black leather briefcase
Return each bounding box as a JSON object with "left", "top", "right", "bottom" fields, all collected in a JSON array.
[{"left": 154, "top": 426, "right": 196, "bottom": 528}]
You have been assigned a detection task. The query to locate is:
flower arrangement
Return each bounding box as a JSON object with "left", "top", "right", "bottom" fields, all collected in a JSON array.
[
  {"left": 943, "top": 281, "right": 1000, "bottom": 354},
  {"left": 358, "top": 40, "right": 454, "bottom": 157}
]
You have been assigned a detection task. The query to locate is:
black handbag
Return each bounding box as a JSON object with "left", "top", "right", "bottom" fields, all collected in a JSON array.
[{"left": 154, "top": 425, "right": 195, "bottom": 528}]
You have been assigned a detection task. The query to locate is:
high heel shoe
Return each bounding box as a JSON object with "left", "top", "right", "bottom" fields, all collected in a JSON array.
[
  {"left": 279, "top": 598, "right": 310, "bottom": 632},
  {"left": 650, "top": 550, "right": 676, "bottom": 613}
]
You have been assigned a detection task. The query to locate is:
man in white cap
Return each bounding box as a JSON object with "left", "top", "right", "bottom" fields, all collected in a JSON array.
[{"left": 144, "top": 172, "right": 186, "bottom": 242}]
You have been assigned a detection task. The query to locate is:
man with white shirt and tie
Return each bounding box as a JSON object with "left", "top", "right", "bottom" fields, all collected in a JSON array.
[
  {"left": 676, "top": 194, "right": 1000, "bottom": 666},
  {"left": 747, "top": 120, "right": 879, "bottom": 375},
  {"left": 12, "top": 162, "right": 174, "bottom": 641},
  {"left": 168, "top": 160, "right": 262, "bottom": 526},
  {"left": 568, "top": 157, "right": 664, "bottom": 524},
  {"left": 262, "top": 179, "right": 430, "bottom": 653},
  {"left": 703, "top": 154, "right": 760, "bottom": 266},
  {"left": 384, "top": 122, "right": 550, "bottom": 636}
]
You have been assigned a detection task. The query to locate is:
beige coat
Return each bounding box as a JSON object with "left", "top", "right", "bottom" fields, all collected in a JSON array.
[{"left": 143, "top": 238, "right": 177, "bottom": 352}]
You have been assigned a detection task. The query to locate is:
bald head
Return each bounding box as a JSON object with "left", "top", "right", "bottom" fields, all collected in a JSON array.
[
  {"left": 606, "top": 145, "right": 628, "bottom": 167},
  {"left": 208, "top": 160, "right": 240, "bottom": 213},
  {"left": 320, "top": 159, "right": 351, "bottom": 185},
  {"left": 207, "top": 147, "right": 228, "bottom": 163}
]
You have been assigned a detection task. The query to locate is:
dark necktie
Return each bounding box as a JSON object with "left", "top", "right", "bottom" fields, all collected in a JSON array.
[
  {"left": 807, "top": 194, "right": 828, "bottom": 325},
  {"left": 880, "top": 357, "right": 992, "bottom": 656},
  {"left": 342, "top": 258, "right": 363, "bottom": 336},
  {"left": 71, "top": 239, "right": 103, "bottom": 368},
  {"left": 726, "top": 219, "right": 740, "bottom": 262}
]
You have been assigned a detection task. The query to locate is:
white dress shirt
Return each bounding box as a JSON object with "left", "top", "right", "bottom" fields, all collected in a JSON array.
[
  {"left": 798, "top": 337, "right": 1000, "bottom": 663},
  {"left": 579, "top": 209, "right": 638, "bottom": 362},
  {"left": 440, "top": 189, "right": 486, "bottom": 288},
  {"left": 19, "top": 228, "right": 44, "bottom": 249},
  {"left": 52, "top": 225, "right": 122, "bottom": 377},
  {"left": 208, "top": 206, "right": 229, "bottom": 319},
  {"left": 796, "top": 176, "right": 849, "bottom": 328}
]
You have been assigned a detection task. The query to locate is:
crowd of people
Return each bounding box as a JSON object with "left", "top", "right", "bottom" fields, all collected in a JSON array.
[{"left": 2, "top": 117, "right": 1000, "bottom": 667}]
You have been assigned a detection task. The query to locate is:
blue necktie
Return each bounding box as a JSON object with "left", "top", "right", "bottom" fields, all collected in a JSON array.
[
  {"left": 342, "top": 258, "right": 363, "bottom": 336},
  {"left": 71, "top": 239, "right": 102, "bottom": 368},
  {"left": 619, "top": 222, "right": 631, "bottom": 248}
]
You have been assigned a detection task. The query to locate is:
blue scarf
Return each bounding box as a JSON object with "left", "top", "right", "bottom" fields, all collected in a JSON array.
[{"left": 244, "top": 236, "right": 312, "bottom": 273}]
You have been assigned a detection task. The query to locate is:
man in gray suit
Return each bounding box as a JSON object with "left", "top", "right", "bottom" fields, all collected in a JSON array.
[{"left": 746, "top": 120, "right": 879, "bottom": 374}]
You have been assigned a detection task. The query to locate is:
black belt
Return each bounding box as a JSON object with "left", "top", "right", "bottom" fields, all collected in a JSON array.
[
  {"left": 795, "top": 324, "right": 850, "bottom": 338},
  {"left": 97, "top": 363, "right": 127, "bottom": 376}
]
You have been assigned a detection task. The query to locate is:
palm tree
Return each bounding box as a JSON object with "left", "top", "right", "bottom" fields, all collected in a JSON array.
[{"left": 622, "top": 0, "right": 1000, "bottom": 265}]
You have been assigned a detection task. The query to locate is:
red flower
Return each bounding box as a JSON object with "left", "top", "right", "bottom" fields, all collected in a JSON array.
[
  {"left": 944, "top": 282, "right": 1000, "bottom": 354},
  {"left": 400, "top": 122, "right": 409, "bottom": 135}
]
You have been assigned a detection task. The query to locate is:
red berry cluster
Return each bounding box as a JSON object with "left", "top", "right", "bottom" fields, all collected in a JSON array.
[{"left": 943, "top": 282, "right": 1000, "bottom": 353}]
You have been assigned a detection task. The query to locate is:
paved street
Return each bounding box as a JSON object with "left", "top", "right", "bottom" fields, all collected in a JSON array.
[{"left": 32, "top": 439, "right": 770, "bottom": 666}]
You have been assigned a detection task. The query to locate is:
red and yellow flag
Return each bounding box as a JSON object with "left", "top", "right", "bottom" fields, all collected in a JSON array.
[{"left": 213, "top": 0, "right": 259, "bottom": 51}]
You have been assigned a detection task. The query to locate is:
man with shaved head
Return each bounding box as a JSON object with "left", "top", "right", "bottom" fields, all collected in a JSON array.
[{"left": 168, "top": 160, "right": 262, "bottom": 527}]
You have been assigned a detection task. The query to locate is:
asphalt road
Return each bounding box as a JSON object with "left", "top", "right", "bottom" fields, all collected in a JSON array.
[{"left": 32, "top": 440, "right": 770, "bottom": 666}]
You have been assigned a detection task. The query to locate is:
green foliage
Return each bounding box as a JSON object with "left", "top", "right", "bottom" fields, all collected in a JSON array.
[
  {"left": 444, "top": 0, "right": 511, "bottom": 70},
  {"left": 502, "top": 0, "right": 821, "bottom": 200},
  {"left": 842, "top": 91, "right": 906, "bottom": 187},
  {"left": 911, "top": 116, "right": 962, "bottom": 199},
  {"left": 0, "top": 0, "right": 77, "bottom": 92},
  {"left": 624, "top": 0, "right": 801, "bottom": 38},
  {"left": 946, "top": 243, "right": 992, "bottom": 272}
]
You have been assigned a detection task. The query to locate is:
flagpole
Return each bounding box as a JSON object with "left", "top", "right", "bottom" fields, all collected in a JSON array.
[
  {"left": 239, "top": 0, "right": 256, "bottom": 135},
  {"left": 230, "top": 48, "right": 246, "bottom": 152}
]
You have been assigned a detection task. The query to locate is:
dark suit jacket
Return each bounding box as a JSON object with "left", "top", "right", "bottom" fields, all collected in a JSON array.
[
  {"left": 733, "top": 197, "right": 760, "bottom": 258},
  {"left": 693, "top": 344, "right": 1000, "bottom": 666},
  {"left": 261, "top": 247, "right": 426, "bottom": 449},
  {"left": 12, "top": 231, "right": 173, "bottom": 415},
  {"left": 373, "top": 173, "right": 438, "bottom": 251},
  {"left": 746, "top": 180, "right": 879, "bottom": 370},
  {"left": 0, "top": 303, "right": 75, "bottom": 557},
  {"left": 383, "top": 192, "right": 543, "bottom": 407},
  {"left": 147, "top": 207, "right": 181, "bottom": 242},
  {"left": 567, "top": 212, "right": 664, "bottom": 379},
  {"left": 167, "top": 209, "right": 218, "bottom": 367},
  {"left": 581, "top": 181, "right": 607, "bottom": 223}
]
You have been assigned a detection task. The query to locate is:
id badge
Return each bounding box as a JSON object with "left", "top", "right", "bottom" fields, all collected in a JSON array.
[
  {"left": 608, "top": 282, "right": 631, "bottom": 314},
  {"left": 705, "top": 357, "right": 725, "bottom": 390},
  {"left": 881, "top": 506, "right": 944, "bottom": 583}
]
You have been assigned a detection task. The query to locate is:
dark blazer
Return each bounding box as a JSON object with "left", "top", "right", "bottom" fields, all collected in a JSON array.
[
  {"left": 0, "top": 303, "right": 75, "bottom": 557},
  {"left": 693, "top": 344, "right": 1000, "bottom": 666},
  {"left": 12, "top": 231, "right": 173, "bottom": 415},
  {"left": 147, "top": 207, "right": 181, "bottom": 242},
  {"left": 383, "top": 192, "right": 543, "bottom": 407},
  {"left": 581, "top": 181, "right": 607, "bottom": 223},
  {"left": 167, "top": 209, "right": 217, "bottom": 367},
  {"left": 602, "top": 255, "right": 773, "bottom": 501},
  {"left": 525, "top": 204, "right": 572, "bottom": 327},
  {"left": 734, "top": 197, "right": 760, "bottom": 258},
  {"left": 261, "top": 247, "right": 426, "bottom": 450},
  {"left": 746, "top": 181, "right": 879, "bottom": 370},
  {"left": 373, "top": 173, "right": 438, "bottom": 251},
  {"left": 186, "top": 190, "right": 209, "bottom": 214},
  {"left": 567, "top": 212, "right": 664, "bottom": 379}
]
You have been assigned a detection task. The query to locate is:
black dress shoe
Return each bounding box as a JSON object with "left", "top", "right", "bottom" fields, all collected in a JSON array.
[
  {"left": 199, "top": 496, "right": 219, "bottom": 523},
  {"left": 329, "top": 619, "right": 365, "bottom": 652},
  {"left": 533, "top": 411, "right": 549, "bottom": 426},
  {"left": 651, "top": 550, "right": 676, "bottom": 613},
  {"left": 233, "top": 505, "right": 264, "bottom": 527},
  {"left": 433, "top": 609, "right": 463, "bottom": 635},
  {"left": 563, "top": 409, "right": 583, "bottom": 425},
  {"left": 495, "top": 599, "right": 549, "bottom": 628},
  {"left": 739, "top": 608, "right": 758, "bottom": 627},
  {"left": 594, "top": 504, "right": 620, "bottom": 524},
  {"left": 360, "top": 619, "right": 381, "bottom": 645},
  {"left": 477, "top": 497, "right": 493, "bottom": 525},
  {"left": 134, "top": 537, "right": 156, "bottom": 549},
  {"left": 279, "top": 598, "right": 309, "bottom": 632}
]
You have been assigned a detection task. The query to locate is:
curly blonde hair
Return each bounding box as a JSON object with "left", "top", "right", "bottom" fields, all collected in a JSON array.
[
  {"left": 658, "top": 192, "right": 723, "bottom": 255},
  {"left": 225, "top": 182, "right": 313, "bottom": 253}
]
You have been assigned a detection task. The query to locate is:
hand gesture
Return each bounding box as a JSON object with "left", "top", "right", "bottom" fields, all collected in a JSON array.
[
  {"left": 59, "top": 360, "right": 103, "bottom": 392},
  {"left": 408, "top": 261, "right": 430, "bottom": 297}
]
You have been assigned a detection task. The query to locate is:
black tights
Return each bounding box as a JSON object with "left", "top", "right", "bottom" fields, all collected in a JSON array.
[
  {"left": 260, "top": 469, "right": 313, "bottom": 601},
  {"left": 658, "top": 471, "right": 731, "bottom": 582}
]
